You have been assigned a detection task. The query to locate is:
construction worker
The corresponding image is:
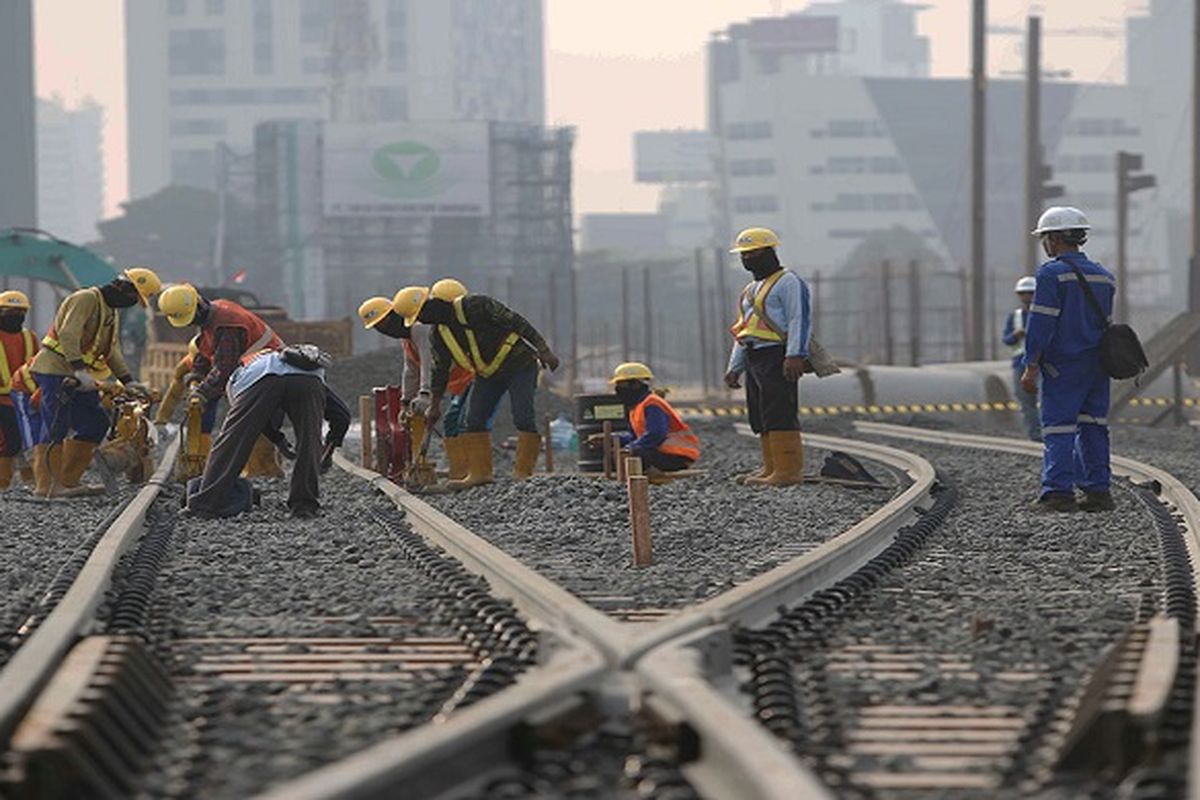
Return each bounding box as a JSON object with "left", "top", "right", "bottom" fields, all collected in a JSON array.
[
  {"left": 1021, "top": 206, "right": 1115, "bottom": 513},
  {"left": 1003, "top": 276, "right": 1042, "bottom": 442},
  {"left": 395, "top": 287, "right": 559, "bottom": 488},
  {"left": 185, "top": 347, "right": 328, "bottom": 519},
  {"left": 153, "top": 336, "right": 216, "bottom": 426},
  {"left": 724, "top": 227, "right": 811, "bottom": 487},
  {"left": 158, "top": 283, "right": 284, "bottom": 476},
  {"left": 600, "top": 362, "right": 699, "bottom": 479},
  {"left": 0, "top": 291, "right": 38, "bottom": 489},
  {"left": 29, "top": 268, "right": 160, "bottom": 497}
]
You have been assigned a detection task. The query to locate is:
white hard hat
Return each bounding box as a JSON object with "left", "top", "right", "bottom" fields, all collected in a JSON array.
[
  {"left": 1014, "top": 276, "right": 1037, "bottom": 293},
  {"left": 1031, "top": 206, "right": 1090, "bottom": 236}
]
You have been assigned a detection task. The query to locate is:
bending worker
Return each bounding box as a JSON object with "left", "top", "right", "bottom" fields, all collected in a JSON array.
[
  {"left": 0, "top": 291, "right": 38, "bottom": 489},
  {"left": 394, "top": 286, "right": 559, "bottom": 488},
  {"left": 29, "top": 268, "right": 160, "bottom": 497},
  {"left": 1002, "top": 276, "right": 1041, "bottom": 442},
  {"left": 602, "top": 362, "right": 699, "bottom": 479},
  {"left": 157, "top": 283, "right": 284, "bottom": 475},
  {"left": 1020, "top": 206, "right": 1115, "bottom": 513},
  {"left": 724, "top": 227, "right": 811, "bottom": 487}
]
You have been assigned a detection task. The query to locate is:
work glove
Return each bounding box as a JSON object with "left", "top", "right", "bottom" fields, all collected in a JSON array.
[
  {"left": 187, "top": 388, "right": 207, "bottom": 407},
  {"left": 123, "top": 380, "right": 152, "bottom": 401},
  {"left": 275, "top": 436, "right": 297, "bottom": 461},
  {"left": 782, "top": 356, "right": 809, "bottom": 383},
  {"left": 538, "top": 349, "right": 560, "bottom": 372},
  {"left": 723, "top": 370, "right": 742, "bottom": 389},
  {"left": 409, "top": 390, "right": 432, "bottom": 414},
  {"left": 67, "top": 369, "right": 98, "bottom": 392}
]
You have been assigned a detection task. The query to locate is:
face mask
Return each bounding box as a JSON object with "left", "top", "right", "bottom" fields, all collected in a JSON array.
[
  {"left": 614, "top": 382, "right": 646, "bottom": 407},
  {"left": 741, "top": 248, "right": 781, "bottom": 280},
  {"left": 100, "top": 280, "right": 139, "bottom": 309},
  {"left": 374, "top": 312, "right": 409, "bottom": 339},
  {"left": 0, "top": 314, "right": 25, "bottom": 333}
]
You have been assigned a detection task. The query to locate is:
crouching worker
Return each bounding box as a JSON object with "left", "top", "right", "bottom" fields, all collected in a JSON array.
[
  {"left": 599, "top": 362, "right": 699, "bottom": 481},
  {"left": 185, "top": 346, "right": 329, "bottom": 519}
]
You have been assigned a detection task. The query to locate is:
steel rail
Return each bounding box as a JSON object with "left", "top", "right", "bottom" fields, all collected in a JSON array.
[
  {"left": 853, "top": 420, "right": 1200, "bottom": 799},
  {"left": 0, "top": 437, "right": 180, "bottom": 745}
]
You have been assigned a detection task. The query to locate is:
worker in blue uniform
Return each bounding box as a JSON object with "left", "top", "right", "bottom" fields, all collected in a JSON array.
[
  {"left": 1002, "top": 276, "right": 1041, "bottom": 441},
  {"left": 1020, "top": 206, "right": 1115, "bottom": 513}
]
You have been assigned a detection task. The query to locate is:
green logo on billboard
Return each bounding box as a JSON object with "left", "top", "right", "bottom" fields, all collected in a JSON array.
[{"left": 371, "top": 141, "right": 441, "bottom": 185}]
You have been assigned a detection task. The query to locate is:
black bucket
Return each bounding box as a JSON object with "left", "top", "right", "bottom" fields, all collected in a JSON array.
[{"left": 575, "top": 393, "right": 629, "bottom": 473}]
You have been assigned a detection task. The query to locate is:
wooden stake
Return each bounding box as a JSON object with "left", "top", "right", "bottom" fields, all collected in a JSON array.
[
  {"left": 359, "top": 395, "right": 373, "bottom": 471},
  {"left": 602, "top": 421, "right": 613, "bottom": 479},
  {"left": 625, "top": 455, "right": 643, "bottom": 477},
  {"left": 628, "top": 474, "right": 652, "bottom": 567},
  {"left": 544, "top": 414, "right": 555, "bottom": 474},
  {"left": 616, "top": 444, "right": 628, "bottom": 482}
]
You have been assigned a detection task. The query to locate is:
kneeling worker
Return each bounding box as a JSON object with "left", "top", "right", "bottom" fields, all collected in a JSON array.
[
  {"left": 0, "top": 291, "right": 38, "bottom": 489},
  {"left": 603, "top": 362, "right": 699, "bottom": 478}
]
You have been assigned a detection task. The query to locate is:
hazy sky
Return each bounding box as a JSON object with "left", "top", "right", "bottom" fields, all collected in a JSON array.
[{"left": 35, "top": 0, "right": 1134, "bottom": 220}]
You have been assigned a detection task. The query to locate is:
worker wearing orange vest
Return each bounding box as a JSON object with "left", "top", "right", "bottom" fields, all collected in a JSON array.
[
  {"left": 29, "top": 268, "right": 161, "bottom": 497},
  {"left": 724, "top": 228, "right": 811, "bottom": 487},
  {"left": 0, "top": 291, "right": 39, "bottom": 489},
  {"left": 602, "top": 362, "right": 699, "bottom": 479},
  {"left": 158, "top": 284, "right": 285, "bottom": 477}
]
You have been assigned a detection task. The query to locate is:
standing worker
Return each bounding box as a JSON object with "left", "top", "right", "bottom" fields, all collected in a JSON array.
[
  {"left": 157, "top": 284, "right": 284, "bottom": 475},
  {"left": 600, "top": 362, "right": 700, "bottom": 480},
  {"left": 185, "top": 347, "right": 328, "bottom": 519},
  {"left": 724, "top": 227, "right": 812, "bottom": 487},
  {"left": 1020, "top": 206, "right": 1115, "bottom": 513},
  {"left": 394, "top": 287, "right": 559, "bottom": 489},
  {"left": 1002, "top": 277, "right": 1042, "bottom": 441},
  {"left": 0, "top": 291, "right": 38, "bottom": 489},
  {"left": 29, "top": 268, "right": 160, "bottom": 497}
]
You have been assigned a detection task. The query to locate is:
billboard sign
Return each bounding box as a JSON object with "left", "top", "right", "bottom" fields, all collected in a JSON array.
[{"left": 324, "top": 122, "right": 490, "bottom": 217}]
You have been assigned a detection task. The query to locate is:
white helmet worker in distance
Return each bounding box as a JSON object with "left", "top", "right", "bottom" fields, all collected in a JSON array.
[
  {"left": 1014, "top": 276, "right": 1037, "bottom": 295},
  {"left": 1032, "top": 207, "right": 1090, "bottom": 257}
]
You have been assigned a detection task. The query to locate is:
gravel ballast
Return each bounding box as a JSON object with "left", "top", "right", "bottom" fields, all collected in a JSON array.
[
  {"left": 746, "top": 435, "right": 1166, "bottom": 799},
  {"left": 423, "top": 420, "right": 907, "bottom": 614}
]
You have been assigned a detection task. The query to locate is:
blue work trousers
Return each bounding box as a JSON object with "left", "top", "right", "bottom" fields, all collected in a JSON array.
[
  {"left": 465, "top": 363, "right": 538, "bottom": 434},
  {"left": 1038, "top": 356, "right": 1110, "bottom": 497},
  {"left": 444, "top": 387, "right": 471, "bottom": 437},
  {"left": 34, "top": 373, "right": 110, "bottom": 444},
  {"left": 1012, "top": 363, "right": 1041, "bottom": 441},
  {"left": 12, "top": 394, "right": 39, "bottom": 450}
]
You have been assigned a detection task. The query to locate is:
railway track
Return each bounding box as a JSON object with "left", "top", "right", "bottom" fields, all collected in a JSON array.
[{"left": 3, "top": 420, "right": 1198, "bottom": 798}]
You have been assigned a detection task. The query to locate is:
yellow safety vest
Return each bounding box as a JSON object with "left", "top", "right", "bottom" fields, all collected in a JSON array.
[
  {"left": 0, "top": 329, "right": 36, "bottom": 395},
  {"left": 42, "top": 287, "right": 116, "bottom": 377},
  {"left": 729, "top": 270, "right": 787, "bottom": 343},
  {"left": 437, "top": 297, "right": 520, "bottom": 379}
]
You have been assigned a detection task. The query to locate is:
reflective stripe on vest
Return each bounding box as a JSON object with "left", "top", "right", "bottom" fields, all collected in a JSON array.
[
  {"left": 1010, "top": 308, "right": 1026, "bottom": 358},
  {"left": 42, "top": 287, "right": 115, "bottom": 372},
  {"left": 629, "top": 393, "right": 700, "bottom": 461},
  {"left": 407, "top": 333, "right": 472, "bottom": 395},
  {"left": 729, "top": 270, "right": 787, "bottom": 343},
  {"left": 0, "top": 329, "right": 36, "bottom": 395},
  {"left": 437, "top": 297, "right": 520, "bottom": 379}
]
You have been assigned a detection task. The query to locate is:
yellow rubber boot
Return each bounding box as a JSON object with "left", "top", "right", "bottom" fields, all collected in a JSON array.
[
  {"left": 735, "top": 435, "right": 773, "bottom": 485},
  {"left": 0, "top": 457, "right": 13, "bottom": 489},
  {"left": 747, "top": 431, "right": 804, "bottom": 487},
  {"left": 512, "top": 432, "right": 541, "bottom": 479},
  {"left": 32, "top": 445, "right": 51, "bottom": 497},
  {"left": 58, "top": 439, "right": 104, "bottom": 494},
  {"left": 242, "top": 436, "right": 284, "bottom": 478},
  {"left": 449, "top": 432, "right": 493, "bottom": 490},
  {"left": 444, "top": 437, "right": 468, "bottom": 481}
]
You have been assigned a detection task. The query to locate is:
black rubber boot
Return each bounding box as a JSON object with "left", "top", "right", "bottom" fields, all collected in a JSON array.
[
  {"left": 1035, "top": 492, "right": 1078, "bottom": 513},
  {"left": 1078, "top": 490, "right": 1116, "bottom": 512}
]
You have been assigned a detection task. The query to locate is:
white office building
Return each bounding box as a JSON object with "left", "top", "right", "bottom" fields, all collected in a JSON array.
[
  {"left": 126, "top": 0, "right": 544, "bottom": 198},
  {"left": 37, "top": 97, "right": 105, "bottom": 244}
]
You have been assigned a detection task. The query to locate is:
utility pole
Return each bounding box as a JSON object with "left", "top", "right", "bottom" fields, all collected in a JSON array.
[
  {"left": 881, "top": 261, "right": 895, "bottom": 365},
  {"left": 568, "top": 266, "right": 578, "bottom": 395},
  {"left": 1192, "top": 0, "right": 1200, "bottom": 313},
  {"left": 643, "top": 267, "right": 653, "bottom": 366},
  {"left": 970, "top": 0, "right": 987, "bottom": 360},
  {"left": 621, "top": 267, "right": 630, "bottom": 361},
  {"left": 908, "top": 261, "right": 921, "bottom": 366},
  {"left": 1116, "top": 151, "right": 1156, "bottom": 321},
  {"left": 1024, "top": 16, "right": 1064, "bottom": 278},
  {"left": 695, "top": 249, "right": 711, "bottom": 396}
]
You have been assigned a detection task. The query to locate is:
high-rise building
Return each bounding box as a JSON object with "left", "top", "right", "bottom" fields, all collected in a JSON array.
[
  {"left": 126, "top": 0, "right": 544, "bottom": 199},
  {"left": 37, "top": 97, "right": 105, "bottom": 244},
  {"left": 0, "top": 0, "right": 36, "bottom": 230}
]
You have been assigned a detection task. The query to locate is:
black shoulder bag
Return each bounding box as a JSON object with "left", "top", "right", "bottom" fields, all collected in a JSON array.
[{"left": 1069, "top": 265, "right": 1148, "bottom": 381}]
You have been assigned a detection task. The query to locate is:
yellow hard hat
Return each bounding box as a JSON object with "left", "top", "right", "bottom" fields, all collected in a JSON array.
[
  {"left": 392, "top": 286, "right": 430, "bottom": 327},
  {"left": 187, "top": 335, "right": 200, "bottom": 358},
  {"left": 430, "top": 278, "right": 468, "bottom": 302},
  {"left": 729, "top": 227, "right": 781, "bottom": 254},
  {"left": 358, "top": 296, "right": 393, "bottom": 329},
  {"left": 609, "top": 361, "right": 654, "bottom": 384},
  {"left": 158, "top": 283, "right": 201, "bottom": 327},
  {"left": 123, "top": 267, "right": 162, "bottom": 306},
  {"left": 0, "top": 290, "right": 31, "bottom": 311}
]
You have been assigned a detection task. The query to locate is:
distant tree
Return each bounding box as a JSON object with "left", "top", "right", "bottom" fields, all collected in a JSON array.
[{"left": 87, "top": 185, "right": 256, "bottom": 286}]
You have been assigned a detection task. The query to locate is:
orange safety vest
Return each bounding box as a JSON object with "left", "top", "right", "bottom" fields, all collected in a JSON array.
[
  {"left": 196, "top": 300, "right": 283, "bottom": 368},
  {"left": 0, "top": 329, "right": 37, "bottom": 398},
  {"left": 403, "top": 337, "right": 473, "bottom": 396},
  {"left": 629, "top": 393, "right": 700, "bottom": 461},
  {"left": 729, "top": 270, "right": 788, "bottom": 343}
]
